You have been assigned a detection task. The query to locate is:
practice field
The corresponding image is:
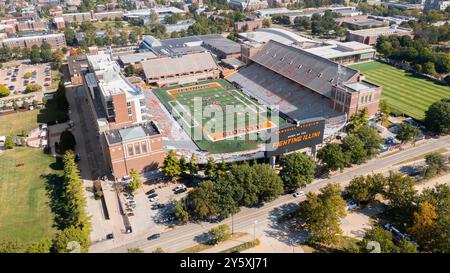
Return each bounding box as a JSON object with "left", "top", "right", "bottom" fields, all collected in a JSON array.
[
  {"left": 0, "top": 147, "right": 60, "bottom": 243},
  {"left": 350, "top": 61, "right": 450, "bottom": 120},
  {"left": 154, "top": 80, "right": 283, "bottom": 154}
]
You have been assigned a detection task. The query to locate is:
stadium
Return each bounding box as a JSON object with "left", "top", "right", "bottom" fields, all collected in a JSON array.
[{"left": 147, "top": 40, "right": 381, "bottom": 163}]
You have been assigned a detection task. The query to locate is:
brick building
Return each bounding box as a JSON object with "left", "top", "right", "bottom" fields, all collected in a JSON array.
[
  {"left": 83, "top": 52, "right": 165, "bottom": 178},
  {"left": 234, "top": 19, "right": 264, "bottom": 32},
  {"left": 104, "top": 122, "right": 164, "bottom": 179},
  {"left": 0, "top": 33, "right": 66, "bottom": 49},
  {"left": 347, "top": 26, "right": 413, "bottom": 45}
]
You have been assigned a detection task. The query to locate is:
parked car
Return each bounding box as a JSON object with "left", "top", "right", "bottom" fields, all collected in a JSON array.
[
  {"left": 149, "top": 196, "right": 159, "bottom": 202},
  {"left": 293, "top": 191, "right": 305, "bottom": 198},
  {"left": 174, "top": 187, "right": 187, "bottom": 194},
  {"left": 145, "top": 189, "right": 156, "bottom": 195},
  {"left": 127, "top": 213, "right": 135, "bottom": 217},
  {"left": 346, "top": 200, "right": 358, "bottom": 211},
  {"left": 122, "top": 176, "right": 132, "bottom": 183},
  {"left": 106, "top": 233, "right": 114, "bottom": 240},
  {"left": 147, "top": 233, "right": 160, "bottom": 240},
  {"left": 148, "top": 193, "right": 158, "bottom": 198},
  {"left": 173, "top": 184, "right": 186, "bottom": 191}
]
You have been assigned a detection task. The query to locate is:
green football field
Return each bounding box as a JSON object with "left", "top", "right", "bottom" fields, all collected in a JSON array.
[
  {"left": 154, "top": 79, "right": 283, "bottom": 154},
  {"left": 350, "top": 61, "right": 450, "bottom": 120}
]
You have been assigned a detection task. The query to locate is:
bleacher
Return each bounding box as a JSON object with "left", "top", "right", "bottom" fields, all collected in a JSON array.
[{"left": 229, "top": 63, "right": 344, "bottom": 122}]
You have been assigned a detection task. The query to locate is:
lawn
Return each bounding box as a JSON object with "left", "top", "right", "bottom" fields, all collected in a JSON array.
[
  {"left": 0, "top": 147, "right": 61, "bottom": 243},
  {"left": 0, "top": 110, "right": 41, "bottom": 137},
  {"left": 0, "top": 99, "right": 68, "bottom": 137},
  {"left": 350, "top": 61, "right": 450, "bottom": 120},
  {"left": 154, "top": 79, "right": 284, "bottom": 154}
]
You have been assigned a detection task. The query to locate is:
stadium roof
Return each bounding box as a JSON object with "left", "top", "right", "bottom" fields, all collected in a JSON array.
[
  {"left": 141, "top": 52, "right": 218, "bottom": 79},
  {"left": 238, "top": 28, "right": 315, "bottom": 45},
  {"left": 250, "top": 40, "right": 359, "bottom": 98}
]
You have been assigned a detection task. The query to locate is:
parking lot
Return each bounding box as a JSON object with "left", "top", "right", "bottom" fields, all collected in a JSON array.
[
  {"left": 119, "top": 181, "right": 189, "bottom": 236},
  {"left": 0, "top": 64, "right": 52, "bottom": 107}
]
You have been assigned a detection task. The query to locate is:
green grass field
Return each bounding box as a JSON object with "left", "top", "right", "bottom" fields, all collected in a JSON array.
[
  {"left": 0, "top": 147, "right": 61, "bottom": 243},
  {"left": 350, "top": 61, "right": 450, "bottom": 120},
  {"left": 154, "top": 79, "right": 284, "bottom": 154}
]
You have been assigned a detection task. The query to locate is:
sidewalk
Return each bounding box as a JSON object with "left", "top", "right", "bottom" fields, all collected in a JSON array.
[{"left": 199, "top": 234, "right": 254, "bottom": 253}]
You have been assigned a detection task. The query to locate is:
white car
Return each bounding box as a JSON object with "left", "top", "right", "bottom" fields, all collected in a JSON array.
[
  {"left": 293, "top": 191, "right": 305, "bottom": 197},
  {"left": 149, "top": 196, "right": 159, "bottom": 202}
]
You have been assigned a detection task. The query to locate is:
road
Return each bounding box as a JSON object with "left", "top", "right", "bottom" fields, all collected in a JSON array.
[{"left": 90, "top": 135, "right": 450, "bottom": 253}]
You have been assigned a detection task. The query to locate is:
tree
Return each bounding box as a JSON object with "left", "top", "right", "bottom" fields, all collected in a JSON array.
[
  {"left": 64, "top": 28, "right": 76, "bottom": 46},
  {"left": 279, "top": 152, "right": 316, "bottom": 193},
  {"left": 0, "top": 240, "right": 23, "bottom": 253},
  {"left": 30, "top": 45, "right": 41, "bottom": 64},
  {"left": 424, "top": 152, "right": 448, "bottom": 179},
  {"left": 32, "top": 99, "right": 39, "bottom": 108},
  {"left": 360, "top": 226, "right": 400, "bottom": 253},
  {"left": 26, "top": 240, "right": 52, "bottom": 253},
  {"left": 208, "top": 224, "right": 231, "bottom": 245},
  {"left": 341, "top": 134, "right": 368, "bottom": 164},
  {"left": 12, "top": 101, "right": 19, "bottom": 111},
  {"left": 53, "top": 226, "right": 90, "bottom": 253},
  {"left": 186, "top": 180, "right": 220, "bottom": 221},
  {"left": 353, "top": 125, "right": 383, "bottom": 157},
  {"left": 228, "top": 162, "right": 259, "bottom": 207},
  {"left": 262, "top": 18, "right": 271, "bottom": 28},
  {"left": 204, "top": 157, "right": 218, "bottom": 179},
  {"left": 384, "top": 172, "right": 417, "bottom": 222},
  {"left": 317, "top": 143, "right": 349, "bottom": 172},
  {"left": 346, "top": 108, "right": 368, "bottom": 133},
  {"left": 213, "top": 175, "right": 239, "bottom": 218},
  {"left": 40, "top": 42, "right": 52, "bottom": 63},
  {"left": 424, "top": 99, "right": 450, "bottom": 135},
  {"left": 179, "top": 156, "right": 188, "bottom": 175},
  {"left": 161, "top": 150, "right": 181, "bottom": 181},
  {"left": 345, "top": 176, "right": 370, "bottom": 203},
  {"left": 59, "top": 130, "right": 76, "bottom": 155},
  {"left": 422, "top": 62, "right": 437, "bottom": 76},
  {"left": 25, "top": 83, "right": 42, "bottom": 93},
  {"left": 21, "top": 100, "right": 29, "bottom": 109},
  {"left": 408, "top": 202, "right": 437, "bottom": 248},
  {"left": 298, "top": 184, "right": 347, "bottom": 245},
  {"left": 188, "top": 154, "right": 198, "bottom": 177},
  {"left": 23, "top": 71, "right": 32, "bottom": 79},
  {"left": 128, "top": 169, "right": 142, "bottom": 192},
  {"left": 0, "top": 84, "right": 10, "bottom": 98},
  {"left": 396, "top": 123, "right": 420, "bottom": 144},
  {"left": 4, "top": 135, "right": 14, "bottom": 149},
  {"left": 174, "top": 199, "right": 190, "bottom": 223},
  {"left": 252, "top": 164, "right": 284, "bottom": 203},
  {"left": 379, "top": 100, "right": 391, "bottom": 126}
]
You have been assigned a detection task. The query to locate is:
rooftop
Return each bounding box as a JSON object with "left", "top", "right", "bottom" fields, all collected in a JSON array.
[
  {"left": 118, "top": 51, "right": 157, "bottom": 65},
  {"left": 348, "top": 26, "right": 412, "bottom": 36},
  {"left": 105, "top": 122, "right": 161, "bottom": 145},
  {"left": 302, "top": 41, "right": 375, "bottom": 59},
  {"left": 142, "top": 51, "right": 218, "bottom": 79},
  {"left": 87, "top": 52, "right": 143, "bottom": 99},
  {"left": 238, "top": 28, "right": 316, "bottom": 45}
]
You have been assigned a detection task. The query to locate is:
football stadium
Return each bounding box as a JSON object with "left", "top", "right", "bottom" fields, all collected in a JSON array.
[
  {"left": 147, "top": 40, "right": 381, "bottom": 163},
  {"left": 154, "top": 79, "right": 283, "bottom": 154}
]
